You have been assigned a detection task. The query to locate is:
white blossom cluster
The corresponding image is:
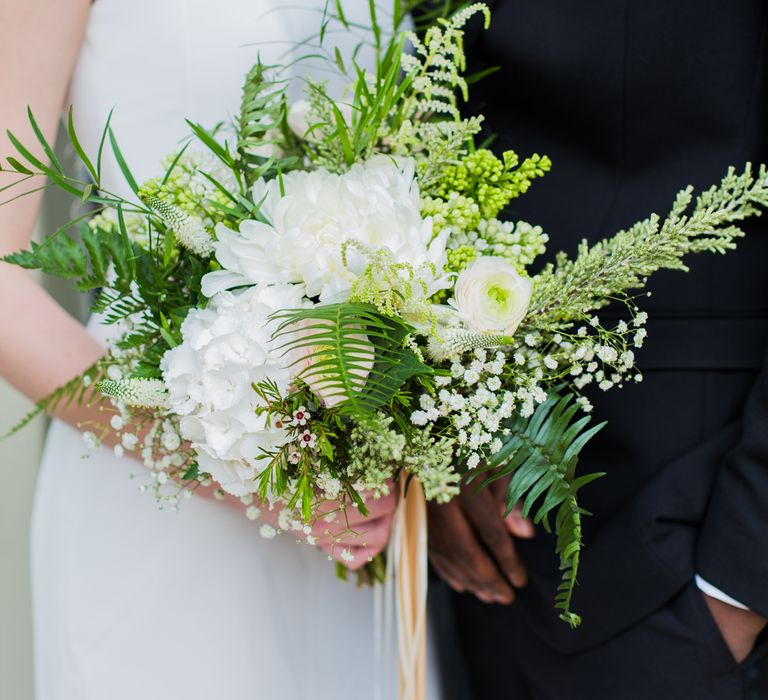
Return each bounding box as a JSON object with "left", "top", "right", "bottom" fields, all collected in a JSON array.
[
  {"left": 522, "top": 309, "right": 651, "bottom": 407},
  {"left": 411, "top": 348, "right": 547, "bottom": 469},
  {"left": 160, "top": 283, "right": 305, "bottom": 498}
]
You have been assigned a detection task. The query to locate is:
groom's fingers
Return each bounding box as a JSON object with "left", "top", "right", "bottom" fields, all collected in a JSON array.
[
  {"left": 460, "top": 488, "right": 529, "bottom": 589},
  {"left": 503, "top": 504, "right": 536, "bottom": 540},
  {"left": 428, "top": 499, "right": 515, "bottom": 604},
  {"left": 429, "top": 554, "right": 466, "bottom": 593}
]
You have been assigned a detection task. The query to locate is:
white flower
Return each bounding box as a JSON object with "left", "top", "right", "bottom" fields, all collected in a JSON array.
[
  {"left": 463, "top": 369, "right": 481, "bottom": 385},
  {"left": 292, "top": 406, "right": 310, "bottom": 426},
  {"left": 160, "top": 283, "right": 306, "bottom": 498},
  {"left": 298, "top": 430, "right": 317, "bottom": 450},
  {"left": 246, "top": 506, "right": 261, "bottom": 521},
  {"left": 451, "top": 257, "right": 532, "bottom": 336},
  {"left": 596, "top": 346, "right": 618, "bottom": 363},
  {"left": 202, "top": 156, "right": 450, "bottom": 303},
  {"left": 543, "top": 355, "right": 558, "bottom": 370},
  {"left": 162, "top": 431, "right": 181, "bottom": 451},
  {"left": 260, "top": 524, "right": 277, "bottom": 539},
  {"left": 287, "top": 99, "right": 353, "bottom": 141},
  {"left": 99, "top": 378, "right": 168, "bottom": 409},
  {"left": 121, "top": 433, "right": 138, "bottom": 450},
  {"left": 410, "top": 410, "right": 429, "bottom": 426},
  {"left": 486, "top": 376, "right": 502, "bottom": 391}
]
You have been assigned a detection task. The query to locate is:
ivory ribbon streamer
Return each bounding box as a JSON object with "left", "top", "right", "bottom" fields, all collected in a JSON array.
[{"left": 390, "top": 478, "right": 428, "bottom": 700}]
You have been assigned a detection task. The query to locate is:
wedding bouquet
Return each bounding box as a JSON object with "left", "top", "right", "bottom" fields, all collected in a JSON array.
[{"left": 4, "top": 2, "right": 768, "bottom": 629}]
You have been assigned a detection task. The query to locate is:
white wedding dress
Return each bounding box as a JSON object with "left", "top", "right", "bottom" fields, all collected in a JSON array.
[{"left": 31, "top": 2, "right": 440, "bottom": 698}]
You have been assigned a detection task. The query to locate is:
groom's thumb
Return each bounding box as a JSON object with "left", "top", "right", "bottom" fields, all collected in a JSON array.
[{"left": 503, "top": 504, "right": 535, "bottom": 539}]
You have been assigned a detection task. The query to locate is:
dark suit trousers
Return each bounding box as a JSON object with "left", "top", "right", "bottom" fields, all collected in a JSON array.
[{"left": 434, "top": 582, "right": 768, "bottom": 700}]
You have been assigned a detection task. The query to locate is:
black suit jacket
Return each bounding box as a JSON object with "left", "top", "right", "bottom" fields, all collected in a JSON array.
[{"left": 459, "top": 0, "right": 768, "bottom": 652}]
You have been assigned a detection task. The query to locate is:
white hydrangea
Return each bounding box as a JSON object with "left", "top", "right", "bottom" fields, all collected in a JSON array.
[
  {"left": 160, "top": 283, "right": 307, "bottom": 498},
  {"left": 201, "top": 155, "right": 450, "bottom": 303}
]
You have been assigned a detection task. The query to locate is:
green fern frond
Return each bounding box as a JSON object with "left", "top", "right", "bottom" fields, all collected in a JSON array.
[
  {"left": 272, "top": 303, "right": 433, "bottom": 416},
  {"left": 400, "top": 3, "right": 491, "bottom": 123},
  {"left": 3, "top": 220, "right": 135, "bottom": 293},
  {"left": 237, "top": 62, "right": 295, "bottom": 182},
  {"left": 478, "top": 393, "right": 606, "bottom": 626}
]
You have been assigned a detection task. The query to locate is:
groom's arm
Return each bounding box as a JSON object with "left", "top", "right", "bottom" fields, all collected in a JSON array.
[{"left": 695, "top": 345, "right": 768, "bottom": 652}]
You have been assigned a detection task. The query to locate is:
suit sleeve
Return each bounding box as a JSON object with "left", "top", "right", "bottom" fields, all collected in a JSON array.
[{"left": 696, "top": 346, "right": 768, "bottom": 618}]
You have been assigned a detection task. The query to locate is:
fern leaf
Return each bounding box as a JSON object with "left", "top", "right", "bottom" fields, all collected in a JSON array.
[
  {"left": 272, "top": 303, "right": 433, "bottom": 416},
  {"left": 237, "top": 62, "right": 291, "bottom": 182},
  {"left": 478, "top": 393, "right": 606, "bottom": 626}
]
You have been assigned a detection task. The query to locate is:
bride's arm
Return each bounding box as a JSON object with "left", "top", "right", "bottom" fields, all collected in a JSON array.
[
  {"left": 0, "top": 0, "right": 105, "bottom": 430},
  {"left": 0, "top": 1, "right": 396, "bottom": 565}
]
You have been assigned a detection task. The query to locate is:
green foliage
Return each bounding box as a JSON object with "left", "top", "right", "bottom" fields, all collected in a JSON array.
[
  {"left": 528, "top": 164, "right": 768, "bottom": 331},
  {"left": 3, "top": 220, "right": 135, "bottom": 293},
  {"left": 272, "top": 303, "right": 433, "bottom": 416},
  {"left": 426, "top": 148, "right": 552, "bottom": 225},
  {"left": 477, "top": 393, "right": 606, "bottom": 626},
  {"left": 237, "top": 62, "right": 300, "bottom": 184},
  {"left": 400, "top": 3, "right": 491, "bottom": 121}
]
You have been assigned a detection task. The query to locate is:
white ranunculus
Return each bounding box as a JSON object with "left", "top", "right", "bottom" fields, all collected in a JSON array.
[
  {"left": 160, "top": 283, "right": 306, "bottom": 497},
  {"left": 201, "top": 156, "right": 450, "bottom": 303},
  {"left": 452, "top": 257, "right": 533, "bottom": 336}
]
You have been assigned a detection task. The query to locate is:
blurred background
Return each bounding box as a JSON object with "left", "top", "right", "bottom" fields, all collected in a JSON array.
[{"left": 0, "top": 129, "right": 89, "bottom": 700}]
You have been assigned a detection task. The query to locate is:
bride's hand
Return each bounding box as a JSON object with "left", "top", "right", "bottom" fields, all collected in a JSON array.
[{"left": 312, "top": 485, "right": 398, "bottom": 570}]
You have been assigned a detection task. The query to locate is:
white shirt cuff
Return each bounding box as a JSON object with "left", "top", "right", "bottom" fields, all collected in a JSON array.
[{"left": 695, "top": 574, "right": 750, "bottom": 610}]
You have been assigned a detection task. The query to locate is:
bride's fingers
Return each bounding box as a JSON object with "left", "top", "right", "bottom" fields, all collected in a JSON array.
[
  {"left": 317, "top": 542, "right": 369, "bottom": 570},
  {"left": 315, "top": 513, "right": 393, "bottom": 554},
  {"left": 346, "top": 494, "right": 397, "bottom": 526}
]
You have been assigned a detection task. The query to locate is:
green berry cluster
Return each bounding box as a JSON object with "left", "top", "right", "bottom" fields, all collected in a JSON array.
[
  {"left": 431, "top": 245, "right": 478, "bottom": 303},
  {"left": 421, "top": 192, "right": 481, "bottom": 233},
  {"left": 447, "top": 219, "right": 548, "bottom": 274},
  {"left": 445, "top": 244, "right": 478, "bottom": 273},
  {"left": 137, "top": 151, "right": 234, "bottom": 225},
  {"left": 430, "top": 149, "right": 551, "bottom": 221},
  {"left": 88, "top": 210, "right": 150, "bottom": 249}
]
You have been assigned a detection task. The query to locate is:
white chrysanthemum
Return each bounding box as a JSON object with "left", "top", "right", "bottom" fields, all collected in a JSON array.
[
  {"left": 160, "top": 283, "right": 307, "bottom": 497},
  {"left": 202, "top": 155, "right": 450, "bottom": 302}
]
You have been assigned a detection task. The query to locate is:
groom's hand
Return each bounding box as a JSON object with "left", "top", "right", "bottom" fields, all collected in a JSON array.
[
  {"left": 428, "top": 480, "right": 534, "bottom": 605},
  {"left": 702, "top": 593, "right": 766, "bottom": 663}
]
